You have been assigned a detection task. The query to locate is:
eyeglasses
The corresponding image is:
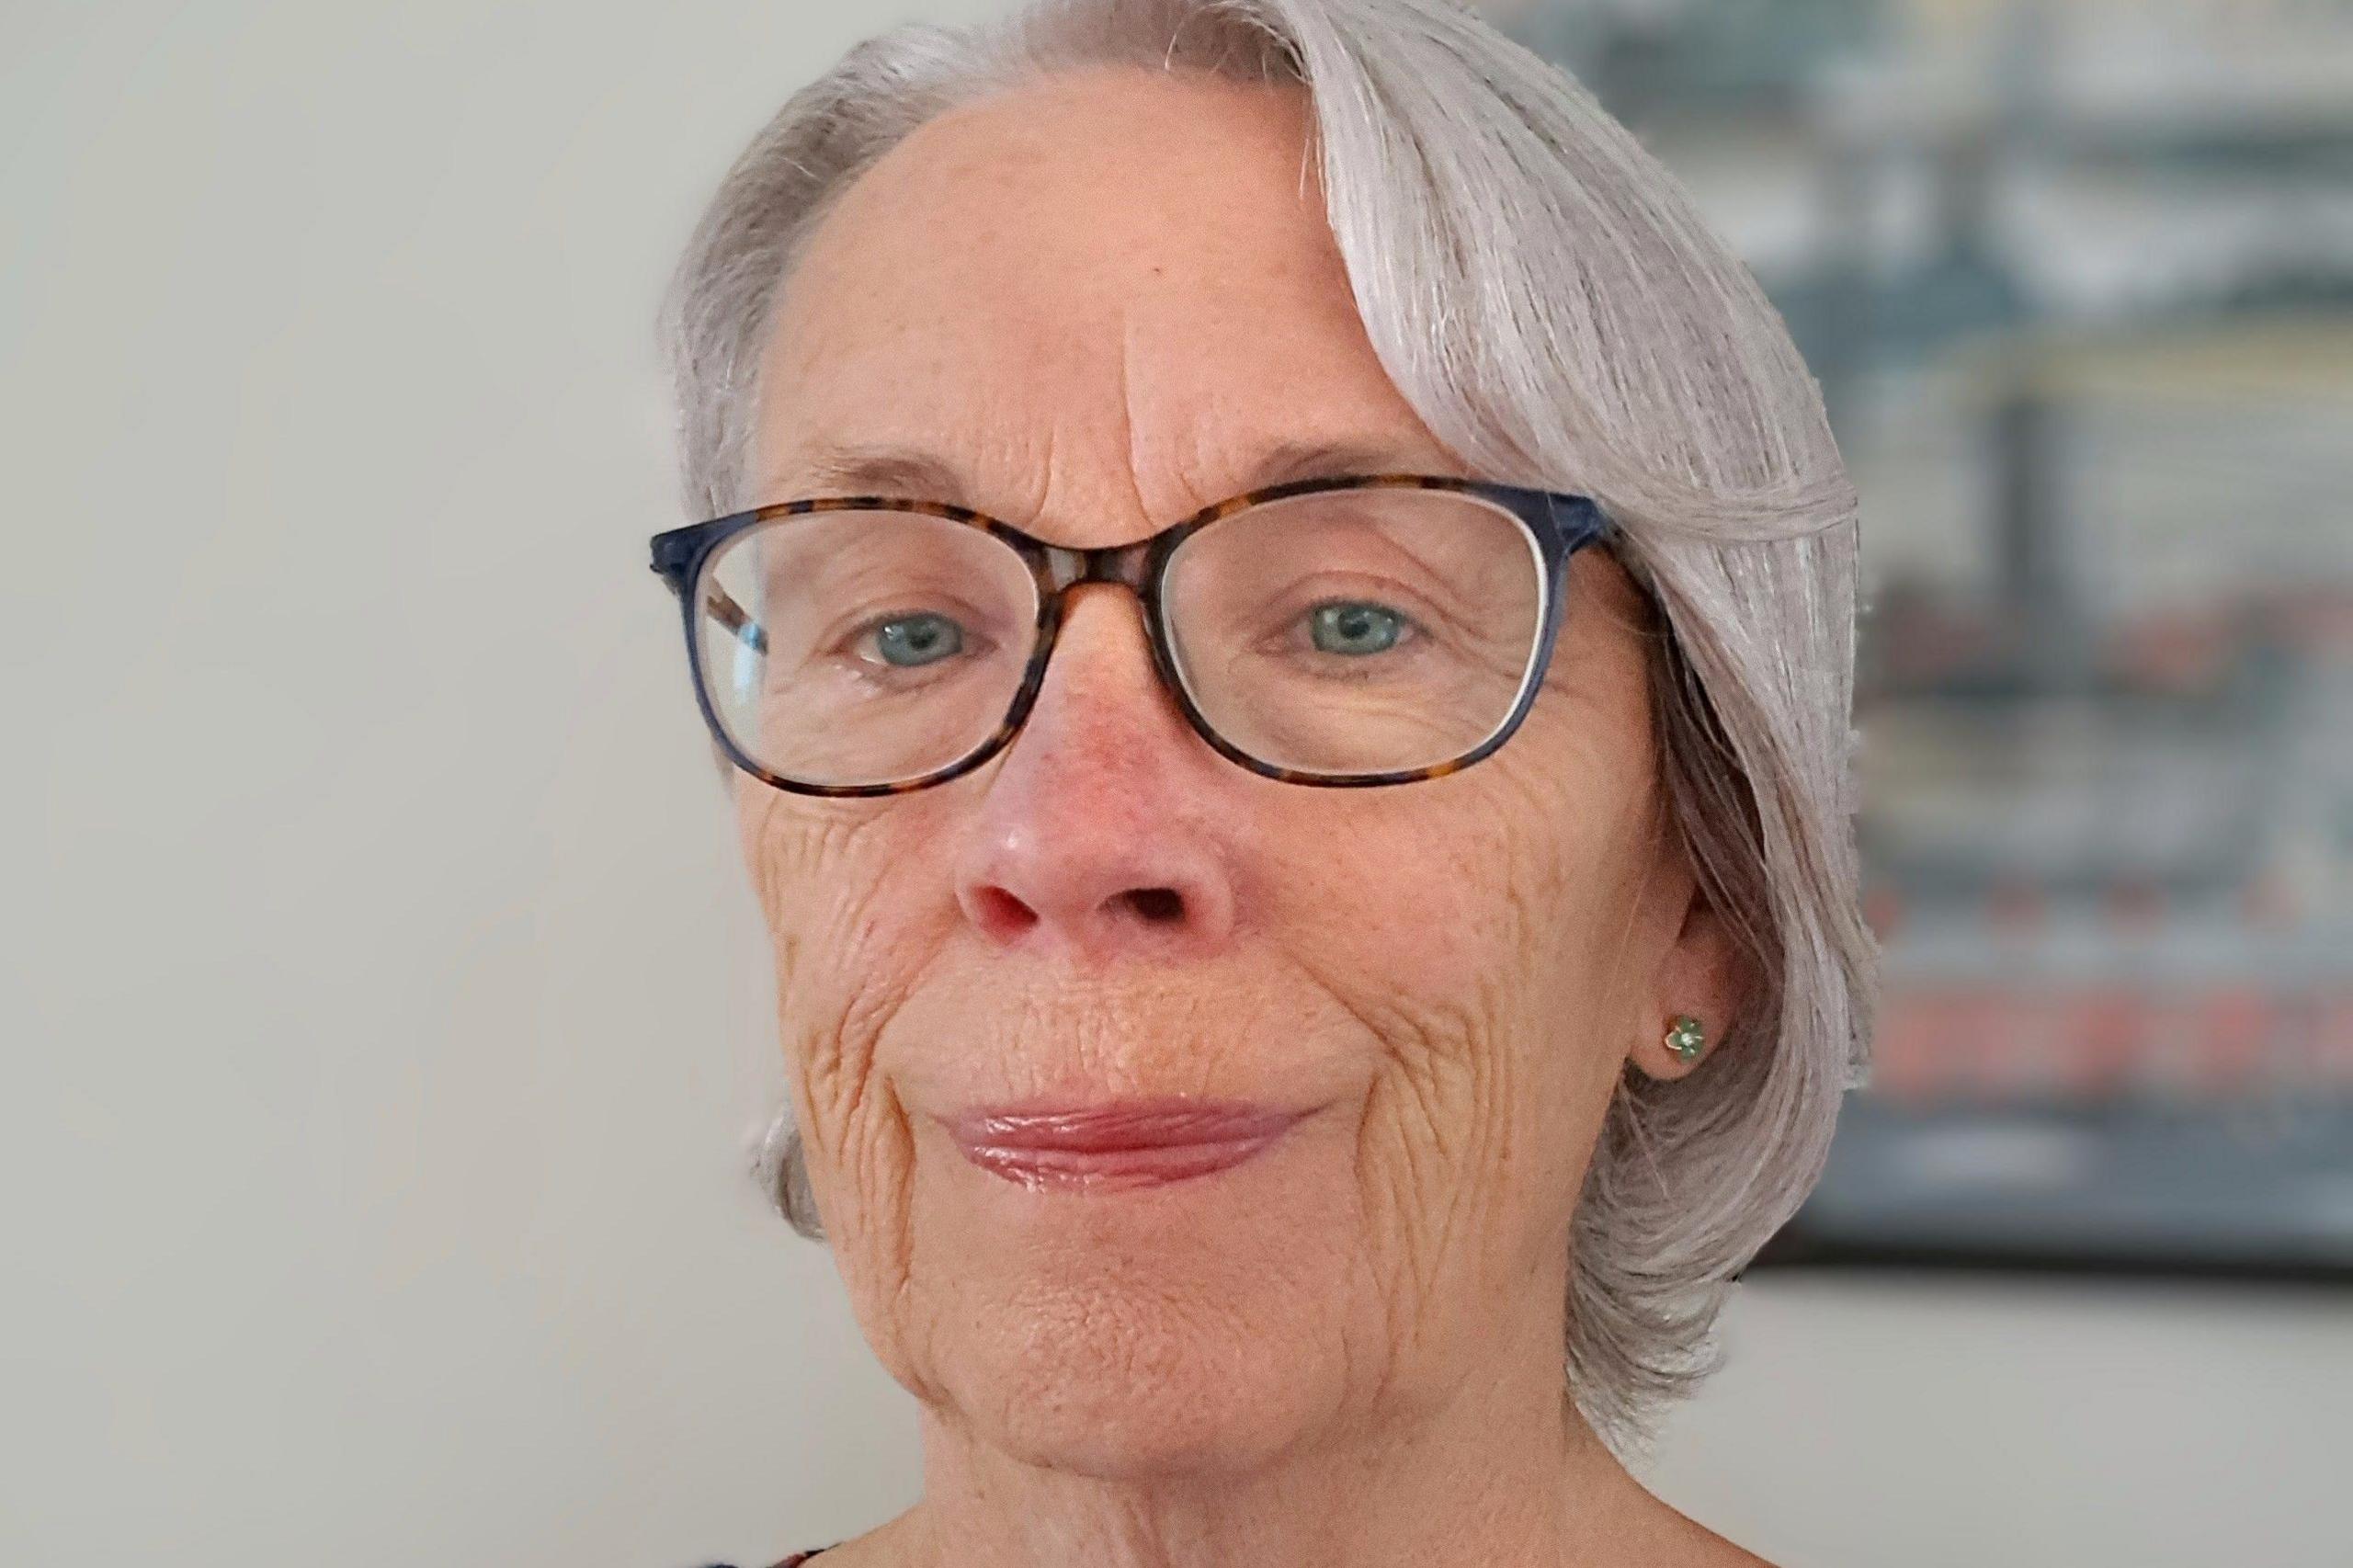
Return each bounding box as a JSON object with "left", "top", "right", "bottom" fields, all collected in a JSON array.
[{"left": 647, "top": 472, "right": 1614, "bottom": 797}]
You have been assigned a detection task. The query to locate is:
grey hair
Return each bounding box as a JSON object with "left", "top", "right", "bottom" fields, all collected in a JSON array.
[{"left": 659, "top": 0, "right": 1878, "bottom": 1460}]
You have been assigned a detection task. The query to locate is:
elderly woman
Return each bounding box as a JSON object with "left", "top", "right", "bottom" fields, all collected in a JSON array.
[{"left": 648, "top": 1, "right": 1875, "bottom": 1564}]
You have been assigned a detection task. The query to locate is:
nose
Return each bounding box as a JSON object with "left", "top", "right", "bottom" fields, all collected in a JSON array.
[{"left": 950, "top": 585, "right": 1239, "bottom": 965}]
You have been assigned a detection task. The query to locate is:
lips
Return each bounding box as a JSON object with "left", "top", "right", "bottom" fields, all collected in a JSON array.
[{"left": 938, "top": 1096, "right": 1309, "bottom": 1191}]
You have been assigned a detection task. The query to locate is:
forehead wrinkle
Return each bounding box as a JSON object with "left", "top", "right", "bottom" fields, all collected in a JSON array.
[
  {"left": 757, "top": 79, "right": 1452, "bottom": 534},
  {"left": 1116, "top": 302, "right": 1151, "bottom": 535},
  {"left": 761, "top": 418, "right": 1470, "bottom": 537}
]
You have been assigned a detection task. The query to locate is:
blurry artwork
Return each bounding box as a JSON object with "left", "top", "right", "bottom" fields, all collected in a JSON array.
[{"left": 1492, "top": 0, "right": 2353, "bottom": 1277}]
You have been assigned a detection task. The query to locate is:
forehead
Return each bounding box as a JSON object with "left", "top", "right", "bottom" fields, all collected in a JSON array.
[{"left": 753, "top": 66, "right": 1462, "bottom": 518}]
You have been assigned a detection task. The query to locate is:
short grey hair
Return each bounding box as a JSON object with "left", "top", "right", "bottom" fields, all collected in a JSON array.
[{"left": 657, "top": 0, "right": 1878, "bottom": 1460}]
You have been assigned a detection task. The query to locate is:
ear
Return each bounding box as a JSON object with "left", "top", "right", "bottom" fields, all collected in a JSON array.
[{"left": 1628, "top": 867, "right": 1753, "bottom": 1083}]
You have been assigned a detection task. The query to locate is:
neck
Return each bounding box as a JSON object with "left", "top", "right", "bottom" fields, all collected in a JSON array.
[{"left": 879, "top": 1302, "right": 1659, "bottom": 1568}]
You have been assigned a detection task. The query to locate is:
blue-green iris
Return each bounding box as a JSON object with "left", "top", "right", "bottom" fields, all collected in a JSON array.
[
  {"left": 1309, "top": 601, "right": 1404, "bottom": 655},
  {"left": 872, "top": 612, "right": 962, "bottom": 666}
]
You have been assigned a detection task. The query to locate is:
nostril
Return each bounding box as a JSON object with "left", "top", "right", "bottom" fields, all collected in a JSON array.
[
  {"left": 1125, "top": 887, "right": 1185, "bottom": 923},
  {"left": 970, "top": 885, "right": 1037, "bottom": 936}
]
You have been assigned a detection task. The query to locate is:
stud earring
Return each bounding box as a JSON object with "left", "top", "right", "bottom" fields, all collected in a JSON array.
[{"left": 1664, "top": 1014, "right": 1707, "bottom": 1064}]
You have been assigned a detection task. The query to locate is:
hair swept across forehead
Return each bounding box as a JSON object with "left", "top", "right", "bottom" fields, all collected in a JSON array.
[{"left": 660, "top": 0, "right": 1878, "bottom": 1460}]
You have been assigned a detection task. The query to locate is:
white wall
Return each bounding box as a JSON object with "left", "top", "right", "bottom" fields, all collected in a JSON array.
[
  {"left": 1646, "top": 1274, "right": 2353, "bottom": 1567},
  {"left": 1, "top": 5, "right": 988, "bottom": 1562},
  {"left": 4, "top": 5, "right": 2345, "bottom": 1565}
]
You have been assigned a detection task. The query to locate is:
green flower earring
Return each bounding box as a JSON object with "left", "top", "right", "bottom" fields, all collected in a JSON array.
[{"left": 1664, "top": 1014, "right": 1707, "bottom": 1065}]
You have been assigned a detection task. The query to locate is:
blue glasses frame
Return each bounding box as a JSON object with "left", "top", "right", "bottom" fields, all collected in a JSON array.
[{"left": 648, "top": 472, "right": 1615, "bottom": 796}]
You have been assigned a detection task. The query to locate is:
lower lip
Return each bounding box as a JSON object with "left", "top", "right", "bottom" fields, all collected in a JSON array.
[{"left": 942, "top": 1108, "right": 1305, "bottom": 1191}]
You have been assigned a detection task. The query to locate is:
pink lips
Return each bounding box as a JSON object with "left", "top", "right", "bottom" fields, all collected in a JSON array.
[{"left": 938, "top": 1097, "right": 1308, "bottom": 1191}]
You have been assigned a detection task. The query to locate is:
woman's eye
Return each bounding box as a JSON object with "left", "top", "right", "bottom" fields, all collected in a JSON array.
[
  {"left": 1306, "top": 600, "right": 1410, "bottom": 656},
  {"left": 858, "top": 610, "right": 965, "bottom": 667}
]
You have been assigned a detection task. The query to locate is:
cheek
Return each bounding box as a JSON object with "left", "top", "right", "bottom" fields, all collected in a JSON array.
[
  {"left": 1287, "top": 752, "right": 1612, "bottom": 1050},
  {"left": 1283, "top": 734, "right": 1650, "bottom": 1251},
  {"left": 737, "top": 790, "right": 942, "bottom": 1129}
]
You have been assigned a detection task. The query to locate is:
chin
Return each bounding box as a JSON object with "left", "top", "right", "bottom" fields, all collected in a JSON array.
[{"left": 940, "top": 1289, "right": 1327, "bottom": 1480}]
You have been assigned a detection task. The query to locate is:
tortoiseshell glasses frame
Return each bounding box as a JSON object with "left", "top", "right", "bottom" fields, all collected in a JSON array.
[{"left": 647, "top": 472, "right": 1616, "bottom": 797}]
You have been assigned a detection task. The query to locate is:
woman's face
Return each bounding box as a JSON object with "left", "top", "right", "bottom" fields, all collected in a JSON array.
[{"left": 740, "top": 67, "right": 1743, "bottom": 1474}]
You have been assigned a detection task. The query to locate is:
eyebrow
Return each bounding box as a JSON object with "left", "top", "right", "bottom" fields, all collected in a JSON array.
[{"left": 769, "top": 436, "right": 1451, "bottom": 513}]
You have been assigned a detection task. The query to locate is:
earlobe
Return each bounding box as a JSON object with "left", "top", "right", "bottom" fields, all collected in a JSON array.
[{"left": 1632, "top": 885, "right": 1752, "bottom": 1080}]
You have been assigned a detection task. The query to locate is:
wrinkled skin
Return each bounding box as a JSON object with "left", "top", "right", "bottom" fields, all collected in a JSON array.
[{"left": 733, "top": 64, "right": 1758, "bottom": 1568}]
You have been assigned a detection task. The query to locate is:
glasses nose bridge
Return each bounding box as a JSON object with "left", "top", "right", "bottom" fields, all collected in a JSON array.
[{"left": 1040, "top": 538, "right": 1154, "bottom": 601}]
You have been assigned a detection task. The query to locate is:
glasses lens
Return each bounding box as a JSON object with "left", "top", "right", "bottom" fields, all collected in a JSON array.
[
  {"left": 692, "top": 509, "right": 1040, "bottom": 789},
  {"left": 1161, "top": 487, "right": 1548, "bottom": 778}
]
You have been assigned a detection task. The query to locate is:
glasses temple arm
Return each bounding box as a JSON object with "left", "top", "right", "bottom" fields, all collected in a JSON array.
[{"left": 659, "top": 567, "right": 767, "bottom": 658}]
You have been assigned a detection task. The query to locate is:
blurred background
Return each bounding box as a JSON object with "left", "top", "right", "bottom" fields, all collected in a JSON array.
[
  {"left": 1484, "top": 0, "right": 2353, "bottom": 1290},
  {"left": 3, "top": 2, "right": 2346, "bottom": 1566}
]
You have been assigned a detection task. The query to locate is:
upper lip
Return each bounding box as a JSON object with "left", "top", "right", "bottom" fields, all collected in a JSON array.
[{"left": 937, "top": 1096, "right": 1310, "bottom": 1153}]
